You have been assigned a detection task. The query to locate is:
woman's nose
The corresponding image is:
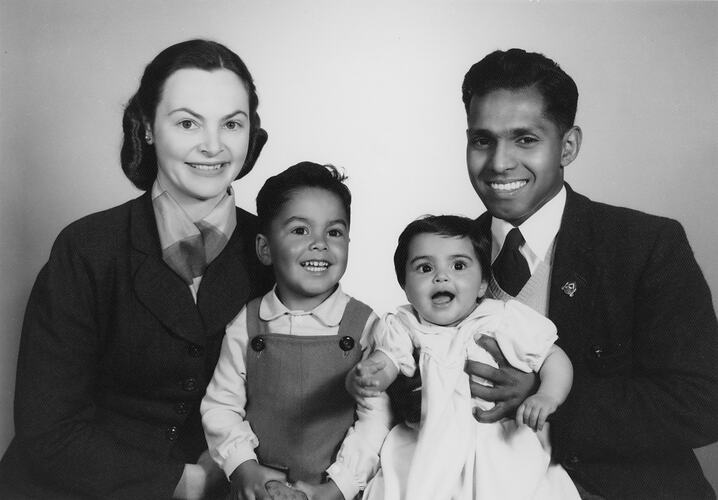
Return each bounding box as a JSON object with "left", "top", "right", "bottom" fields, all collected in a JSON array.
[{"left": 199, "top": 129, "right": 223, "bottom": 156}]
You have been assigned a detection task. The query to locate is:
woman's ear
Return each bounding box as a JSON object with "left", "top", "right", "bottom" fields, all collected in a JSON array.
[
  {"left": 255, "top": 233, "right": 272, "bottom": 266},
  {"left": 478, "top": 281, "right": 488, "bottom": 300},
  {"left": 560, "top": 126, "right": 582, "bottom": 167}
]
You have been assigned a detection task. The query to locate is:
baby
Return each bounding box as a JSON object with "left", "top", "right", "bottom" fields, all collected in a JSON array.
[{"left": 349, "top": 215, "right": 579, "bottom": 500}]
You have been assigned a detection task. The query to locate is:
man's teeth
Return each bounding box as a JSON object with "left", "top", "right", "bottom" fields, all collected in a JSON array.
[
  {"left": 301, "top": 260, "right": 329, "bottom": 271},
  {"left": 490, "top": 180, "right": 527, "bottom": 191},
  {"left": 189, "top": 163, "right": 225, "bottom": 171}
]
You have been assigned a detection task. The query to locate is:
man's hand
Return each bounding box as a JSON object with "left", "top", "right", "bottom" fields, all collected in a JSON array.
[
  {"left": 467, "top": 335, "right": 538, "bottom": 423},
  {"left": 229, "top": 460, "right": 287, "bottom": 500},
  {"left": 293, "top": 480, "right": 343, "bottom": 500}
]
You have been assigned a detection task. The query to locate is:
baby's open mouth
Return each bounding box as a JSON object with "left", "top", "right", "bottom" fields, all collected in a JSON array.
[{"left": 431, "top": 291, "right": 455, "bottom": 305}]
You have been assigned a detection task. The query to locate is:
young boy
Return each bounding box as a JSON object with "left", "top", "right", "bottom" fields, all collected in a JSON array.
[
  {"left": 201, "top": 162, "right": 391, "bottom": 500},
  {"left": 459, "top": 49, "right": 718, "bottom": 499},
  {"left": 350, "top": 215, "right": 578, "bottom": 500}
]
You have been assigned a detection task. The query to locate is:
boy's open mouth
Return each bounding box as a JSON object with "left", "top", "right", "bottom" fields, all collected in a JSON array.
[
  {"left": 301, "top": 260, "right": 330, "bottom": 272},
  {"left": 431, "top": 291, "right": 455, "bottom": 305}
]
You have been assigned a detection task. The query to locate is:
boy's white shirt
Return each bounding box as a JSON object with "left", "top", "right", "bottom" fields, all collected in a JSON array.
[
  {"left": 200, "top": 285, "right": 392, "bottom": 500},
  {"left": 490, "top": 185, "right": 567, "bottom": 273}
]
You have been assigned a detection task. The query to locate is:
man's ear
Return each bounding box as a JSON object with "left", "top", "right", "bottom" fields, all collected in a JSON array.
[
  {"left": 560, "top": 125, "right": 582, "bottom": 167},
  {"left": 256, "top": 234, "right": 272, "bottom": 266}
]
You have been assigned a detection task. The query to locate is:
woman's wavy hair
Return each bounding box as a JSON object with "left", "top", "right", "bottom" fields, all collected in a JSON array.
[{"left": 121, "top": 39, "right": 268, "bottom": 191}]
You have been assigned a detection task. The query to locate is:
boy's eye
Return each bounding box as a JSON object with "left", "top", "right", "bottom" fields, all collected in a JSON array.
[
  {"left": 328, "top": 229, "right": 344, "bottom": 238},
  {"left": 178, "top": 119, "right": 197, "bottom": 130},
  {"left": 290, "top": 227, "right": 309, "bottom": 235}
]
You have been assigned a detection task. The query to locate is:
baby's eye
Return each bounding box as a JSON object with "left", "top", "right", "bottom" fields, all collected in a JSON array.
[
  {"left": 453, "top": 261, "right": 467, "bottom": 271},
  {"left": 416, "top": 263, "right": 433, "bottom": 273},
  {"left": 328, "top": 228, "right": 344, "bottom": 238},
  {"left": 178, "top": 119, "right": 197, "bottom": 130},
  {"left": 290, "top": 227, "right": 309, "bottom": 235}
]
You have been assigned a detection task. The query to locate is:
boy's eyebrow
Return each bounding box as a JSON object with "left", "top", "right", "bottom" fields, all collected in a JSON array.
[
  {"left": 168, "top": 107, "right": 248, "bottom": 120},
  {"left": 281, "top": 216, "right": 348, "bottom": 227}
]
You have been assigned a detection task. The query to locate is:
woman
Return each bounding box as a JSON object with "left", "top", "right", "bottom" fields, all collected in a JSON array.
[{"left": 0, "top": 40, "right": 273, "bottom": 499}]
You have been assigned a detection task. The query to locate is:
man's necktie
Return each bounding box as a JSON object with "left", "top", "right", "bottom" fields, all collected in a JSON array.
[{"left": 492, "top": 227, "right": 530, "bottom": 296}]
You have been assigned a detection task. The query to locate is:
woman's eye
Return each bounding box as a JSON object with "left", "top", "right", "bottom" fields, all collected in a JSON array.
[
  {"left": 225, "top": 120, "right": 243, "bottom": 131},
  {"left": 178, "top": 120, "right": 197, "bottom": 130}
]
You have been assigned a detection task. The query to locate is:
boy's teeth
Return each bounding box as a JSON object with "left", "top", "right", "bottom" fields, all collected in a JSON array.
[
  {"left": 302, "top": 260, "right": 329, "bottom": 271},
  {"left": 490, "top": 180, "right": 527, "bottom": 191}
]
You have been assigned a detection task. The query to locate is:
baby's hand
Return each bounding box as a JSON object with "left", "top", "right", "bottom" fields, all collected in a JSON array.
[
  {"left": 293, "top": 480, "right": 343, "bottom": 500},
  {"left": 345, "top": 357, "right": 387, "bottom": 401},
  {"left": 516, "top": 393, "right": 559, "bottom": 431}
]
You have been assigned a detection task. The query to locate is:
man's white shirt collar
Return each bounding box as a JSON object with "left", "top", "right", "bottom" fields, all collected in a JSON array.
[
  {"left": 259, "top": 284, "right": 347, "bottom": 328},
  {"left": 490, "top": 186, "right": 566, "bottom": 272}
]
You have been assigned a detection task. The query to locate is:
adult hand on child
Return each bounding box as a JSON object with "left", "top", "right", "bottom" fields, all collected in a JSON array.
[
  {"left": 516, "top": 393, "right": 559, "bottom": 431},
  {"left": 467, "top": 335, "right": 538, "bottom": 423},
  {"left": 293, "top": 479, "right": 343, "bottom": 500},
  {"left": 265, "top": 480, "right": 309, "bottom": 500},
  {"left": 229, "top": 460, "right": 287, "bottom": 500}
]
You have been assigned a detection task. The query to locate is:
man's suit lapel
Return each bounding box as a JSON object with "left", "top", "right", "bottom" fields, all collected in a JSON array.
[
  {"left": 129, "top": 193, "right": 207, "bottom": 345},
  {"left": 547, "top": 185, "right": 597, "bottom": 355}
]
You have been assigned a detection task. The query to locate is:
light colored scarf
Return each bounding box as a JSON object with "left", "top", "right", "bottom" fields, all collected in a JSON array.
[{"left": 151, "top": 180, "right": 237, "bottom": 295}]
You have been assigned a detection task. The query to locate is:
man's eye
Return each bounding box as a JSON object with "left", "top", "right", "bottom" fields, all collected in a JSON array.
[
  {"left": 471, "top": 136, "right": 492, "bottom": 148},
  {"left": 517, "top": 136, "right": 538, "bottom": 145}
]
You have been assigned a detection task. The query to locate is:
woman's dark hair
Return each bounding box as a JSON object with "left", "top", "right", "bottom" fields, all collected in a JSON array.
[
  {"left": 121, "top": 39, "right": 267, "bottom": 190},
  {"left": 393, "top": 215, "right": 491, "bottom": 288},
  {"left": 462, "top": 48, "right": 578, "bottom": 134},
  {"left": 256, "top": 162, "right": 351, "bottom": 234}
]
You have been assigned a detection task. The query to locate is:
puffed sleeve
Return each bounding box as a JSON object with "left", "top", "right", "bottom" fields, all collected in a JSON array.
[{"left": 373, "top": 308, "right": 420, "bottom": 377}]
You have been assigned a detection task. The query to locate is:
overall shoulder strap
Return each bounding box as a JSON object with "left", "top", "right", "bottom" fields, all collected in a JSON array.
[
  {"left": 245, "top": 297, "right": 266, "bottom": 339},
  {"left": 337, "top": 297, "right": 373, "bottom": 340}
]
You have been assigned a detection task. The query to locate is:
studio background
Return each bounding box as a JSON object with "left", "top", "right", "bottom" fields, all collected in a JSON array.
[{"left": 1, "top": 0, "right": 716, "bottom": 489}]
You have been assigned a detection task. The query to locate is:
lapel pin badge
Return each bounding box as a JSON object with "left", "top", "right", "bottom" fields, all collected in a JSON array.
[{"left": 561, "top": 281, "right": 577, "bottom": 297}]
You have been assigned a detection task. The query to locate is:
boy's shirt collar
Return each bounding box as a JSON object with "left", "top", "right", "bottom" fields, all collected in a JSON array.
[
  {"left": 260, "top": 284, "right": 347, "bottom": 327},
  {"left": 490, "top": 185, "right": 566, "bottom": 270}
]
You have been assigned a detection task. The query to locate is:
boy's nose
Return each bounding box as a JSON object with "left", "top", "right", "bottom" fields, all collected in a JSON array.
[{"left": 310, "top": 236, "right": 328, "bottom": 251}]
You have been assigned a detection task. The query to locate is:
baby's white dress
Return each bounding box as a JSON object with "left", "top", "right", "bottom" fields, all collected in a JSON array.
[{"left": 362, "top": 298, "right": 580, "bottom": 500}]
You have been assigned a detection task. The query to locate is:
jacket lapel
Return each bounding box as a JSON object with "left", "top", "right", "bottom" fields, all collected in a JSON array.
[
  {"left": 547, "top": 185, "right": 597, "bottom": 355},
  {"left": 196, "top": 218, "right": 253, "bottom": 336},
  {"left": 129, "top": 193, "right": 207, "bottom": 345}
]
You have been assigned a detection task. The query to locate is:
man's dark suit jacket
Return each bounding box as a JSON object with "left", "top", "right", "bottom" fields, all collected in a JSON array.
[
  {"left": 0, "top": 193, "right": 273, "bottom": 499},
  {"left": 475, "top": 184, "right": 718, "bottom": 499}
]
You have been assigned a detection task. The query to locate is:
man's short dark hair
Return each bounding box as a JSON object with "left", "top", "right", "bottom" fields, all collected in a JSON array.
[
  {"left": 462, "top": 48, "right": 578, "bottom": 134},
  {"left": 256, "top": 162, "right": 351, "bottom": 233},
  {"left": 393, "top": 215, "right": 491, "bottom": 288}
]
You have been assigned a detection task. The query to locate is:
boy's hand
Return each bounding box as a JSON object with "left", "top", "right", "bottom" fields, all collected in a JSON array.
[
  {"left": 466, "top": 335, "right": 538, "bottom": 423},
  {"left": 293, "top": 480, "right": 343, "bottom": 500},
  {"left": 516, "top": 393, "right": 559, "bottom": 431},
  {"left": 229, "top": 460, "right": 287, "bottom": 500},
  {"left": 345, "top": 357, "right": 387, "bottom": 401}
]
